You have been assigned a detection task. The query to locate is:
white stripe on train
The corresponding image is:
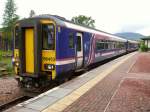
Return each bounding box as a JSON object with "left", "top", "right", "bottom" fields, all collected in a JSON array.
[{"left": 56, "top": 59, "right": 75, "bottom": 65}]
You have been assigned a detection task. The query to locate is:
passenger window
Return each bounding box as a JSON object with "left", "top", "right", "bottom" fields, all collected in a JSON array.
[
  {"left": 122, "top": 43, "right": 125, "bottom": 48},
  {"left": 96, "top": 41, "right": 105, "bottom": 50},
  {"left": 116, "top": 42, "right": 120, "bottom": 48},
  {"left": 15, "top": 26, "right": 19, "bottom": 49},
  {"left": 108, "top": 42, "right": 112, "bottom": 49},
  {"left": 42, "top": 24, "right": 55, "bottom": 50},
  {"left": 114, "top": 42, "right": 116, "bottom": 48},
  {"left": 105, "top": 43, "right": 108, "bottom": 49},
  {"left": 69, "top": 33, "right": 74, "bottom": 48},
  {"left": 77, "top": 36, "right": 81, "bottom": 51}
]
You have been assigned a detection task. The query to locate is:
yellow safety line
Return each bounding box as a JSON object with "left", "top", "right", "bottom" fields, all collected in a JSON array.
[{"left": 42, "top": 52, "right": 137, "bottom": 112}]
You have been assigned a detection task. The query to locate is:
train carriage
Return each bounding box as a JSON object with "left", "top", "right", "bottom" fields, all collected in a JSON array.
[
  {"left": 127, "top": 40, "right": 139, "bottom": 52},
  {"left": 12, "top": 14, "right": 138, "bottom": 89}
]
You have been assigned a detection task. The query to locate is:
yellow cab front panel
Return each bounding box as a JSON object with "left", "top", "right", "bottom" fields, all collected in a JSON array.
[
  {"left": 40, "top": 20, "right": 56, "bottom": 80},
  {"left": 14, "top": 49, "right": 19, "bottom": 74}
]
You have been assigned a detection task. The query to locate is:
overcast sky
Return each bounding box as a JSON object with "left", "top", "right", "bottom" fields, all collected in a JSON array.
[{"left": 0, "top": 0, "right": 150, "bottom": 35}]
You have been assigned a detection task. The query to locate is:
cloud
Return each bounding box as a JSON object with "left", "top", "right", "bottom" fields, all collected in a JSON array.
[
  {"left": 119, "top": 25, "right": 147, "bottom": 32},
  {"left": 1, "top": 0, "right": 150, "bottom": 36},
  {"left": 116, "top": 23, "right": 150, "bottom": 35},
  {"left": 136, "top": 27, "right": 150, "bottom": 36}
]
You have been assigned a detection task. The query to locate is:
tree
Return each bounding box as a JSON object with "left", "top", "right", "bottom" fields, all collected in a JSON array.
[
  {"left": 71, "top": 15, "right": 95, "bottom": 28},
  {"left": 2, "top": 0, "right": 19, "bottom": 50},
  {"left": 29, "top": 10, "right": 36, "bottom": 17},
  {"left": 140, "top": 41, "right": 148, "bottom": 52}
]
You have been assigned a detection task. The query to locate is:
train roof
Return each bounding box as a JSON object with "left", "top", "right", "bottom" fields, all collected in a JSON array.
[
  {"left": 128, "top": 40, "right": 139, "bottom": 44},
  {"left": 20, "top": 14, "right": 138, "bottom": 43}
]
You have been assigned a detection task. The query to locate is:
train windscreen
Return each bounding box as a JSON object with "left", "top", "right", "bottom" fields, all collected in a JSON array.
[{"left": 42, "top": 24, "right": 55, "bottom": 50}]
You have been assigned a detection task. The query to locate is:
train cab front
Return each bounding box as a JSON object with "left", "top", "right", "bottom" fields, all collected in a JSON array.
[{"left": 12, "top": 18, "right": 56, "bottom": 90}]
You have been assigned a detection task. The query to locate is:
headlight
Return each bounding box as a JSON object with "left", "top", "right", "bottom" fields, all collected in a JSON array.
[
  {"left": 47, "top": 65, "right": 52, "bottom": 70},
  {"left": 16, "top": 62, "right": 19, "bottom": 66},
  {"left": 12, "top": 58, "right": 15, "bottom": 62},
  {"left": 44, "top": 64, "right": 55, "bottom": 70},
  {"left": 14, "top": 62, "right": 19, "bottom": 67},
  {"left": 12, "top": 58, "right": 20, "bottom": 67}
]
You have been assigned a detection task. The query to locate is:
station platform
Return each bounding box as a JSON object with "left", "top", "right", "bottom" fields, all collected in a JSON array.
[{"left": 5, "top": 52, "right": 150, "bottom": 112}]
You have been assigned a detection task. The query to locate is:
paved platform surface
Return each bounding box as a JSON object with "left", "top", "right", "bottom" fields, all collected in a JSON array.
[
  {"left": 105, "top": 78, "right": 150, "bottom": 112},
  {"left": 5, "top": 52, "right": 150, "bottom": 112},
  {"left": 129, "top": 52, "right": 150, "bottom": 73}
]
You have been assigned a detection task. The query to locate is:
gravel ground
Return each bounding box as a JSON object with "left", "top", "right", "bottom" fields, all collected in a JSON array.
[
  {"left": 0, "top": 77, "right": 23, "bottom": 106},
  {"left": 105, "top": 78, "right": 150, "bottom": 112}
]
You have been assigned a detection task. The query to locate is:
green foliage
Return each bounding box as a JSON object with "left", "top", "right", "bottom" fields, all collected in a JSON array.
[
  {"left": 0, "top": 50, "right": 12, "bottom": 60},
  {"left": 71, "top": 15, "right": 95, "bottom": 28},
  {"left": 0, "top": 50, "right": 12, "bottom": 56},
  {"left": 6, "top": 63, "right": 13, "bottom": 73},
  {"left": 3, "top": 0, "right": 19, "bottom": 28},
  {"left": 29, "top": 10, "right": 36, "bottom": 17},
  {"left": 0, "top": 51, "right": 2, "bottom": 61},
  {"left": 140, "top": 41, "right": 148, "bottom": 52},
  {"left": 2, "top": 0, "right": 19, "bottom": 51},
  {"left": 0, "top": 50, "right": 14, "bottom": 75}
]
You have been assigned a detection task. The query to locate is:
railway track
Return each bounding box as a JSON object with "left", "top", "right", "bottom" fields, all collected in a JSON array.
[{"left": 0, "top": 96, "right": 31, "bottom": 112}]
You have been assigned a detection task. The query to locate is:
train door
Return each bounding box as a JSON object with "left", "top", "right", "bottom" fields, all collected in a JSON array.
[
  {"left": 25, "top": 28, "right": 34, "bottom": 73},
  {"left": 76, "top": 33, "right": 83, "bottom": 69}
]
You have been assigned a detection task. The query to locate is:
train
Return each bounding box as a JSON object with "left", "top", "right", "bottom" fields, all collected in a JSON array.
[{"left": 12, "top": 14, "right": 139, "bottom": 89}]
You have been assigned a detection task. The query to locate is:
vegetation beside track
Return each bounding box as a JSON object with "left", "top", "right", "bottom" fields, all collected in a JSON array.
[
  {"left": 0, "top": 50, "right": 14, "bottom": 76},
  {"left": 139, "top": 41, "right": 148, "bottom": 52}
]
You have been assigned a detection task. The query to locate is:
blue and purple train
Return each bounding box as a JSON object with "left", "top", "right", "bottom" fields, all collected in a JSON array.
[{"left": 12, "top": 14, "right": 139, "bottom": 89}]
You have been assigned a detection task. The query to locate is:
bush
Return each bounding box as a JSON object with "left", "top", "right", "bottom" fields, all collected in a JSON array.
[
  {"left": 6, "top": 64, "right": 13, "bottom": 73},
  {"left": 0, "top": 51, "right": 2, "bottom": 61},
  {"left": 140, "top": 42, "right": 148, "bottom": 52}
]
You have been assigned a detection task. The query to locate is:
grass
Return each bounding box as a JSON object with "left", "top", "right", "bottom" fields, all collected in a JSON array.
[
  {"left": 0, "top": 50, "right": 14, "bottom": 76},
  {"left": 0, "top": 50, "right": 12, "bottom": 56}
]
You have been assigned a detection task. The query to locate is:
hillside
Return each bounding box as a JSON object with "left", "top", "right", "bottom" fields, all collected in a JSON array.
[{"left": 115, "top": 32, "right": 145, "bottom": 40}]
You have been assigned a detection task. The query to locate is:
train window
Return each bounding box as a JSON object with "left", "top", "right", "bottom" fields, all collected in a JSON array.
[
  {"left": 107, "top": 41, "right": 111, "bottom": 49},
  {"left": 116, "top": 42, "right": 120, "bottom": 48},
  {"left": 105, "top": 43, "right": 108, "bottom": 49},
  {"left": 114, "top": 44, "right": 116, "bottom": 48},
  {"left": 120, "top": 42, "right": 125, "bottom": 48},
  {"left": 77, "top": 36, "right": 81, "bottom": 51},
  {"left": 115, "top": 42, "right": 125, "bottom": 49},
  {"left": 42, "top": 24, "right": 55, "bottom": 50},
  {"left": 69, "top": 33, "right": 74, "bottom": 48},
  {"left": 96, "top": 42, "right": 99, "bottom": 50},
  {"left": 111, "top": 42, "right": 115, "bottom": 49},
  {"left": 15, "top": 26, "right": 19, "bottom": 49},
  {"left": 96, "top": 41, "right": 105, "bottom": 50}
]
